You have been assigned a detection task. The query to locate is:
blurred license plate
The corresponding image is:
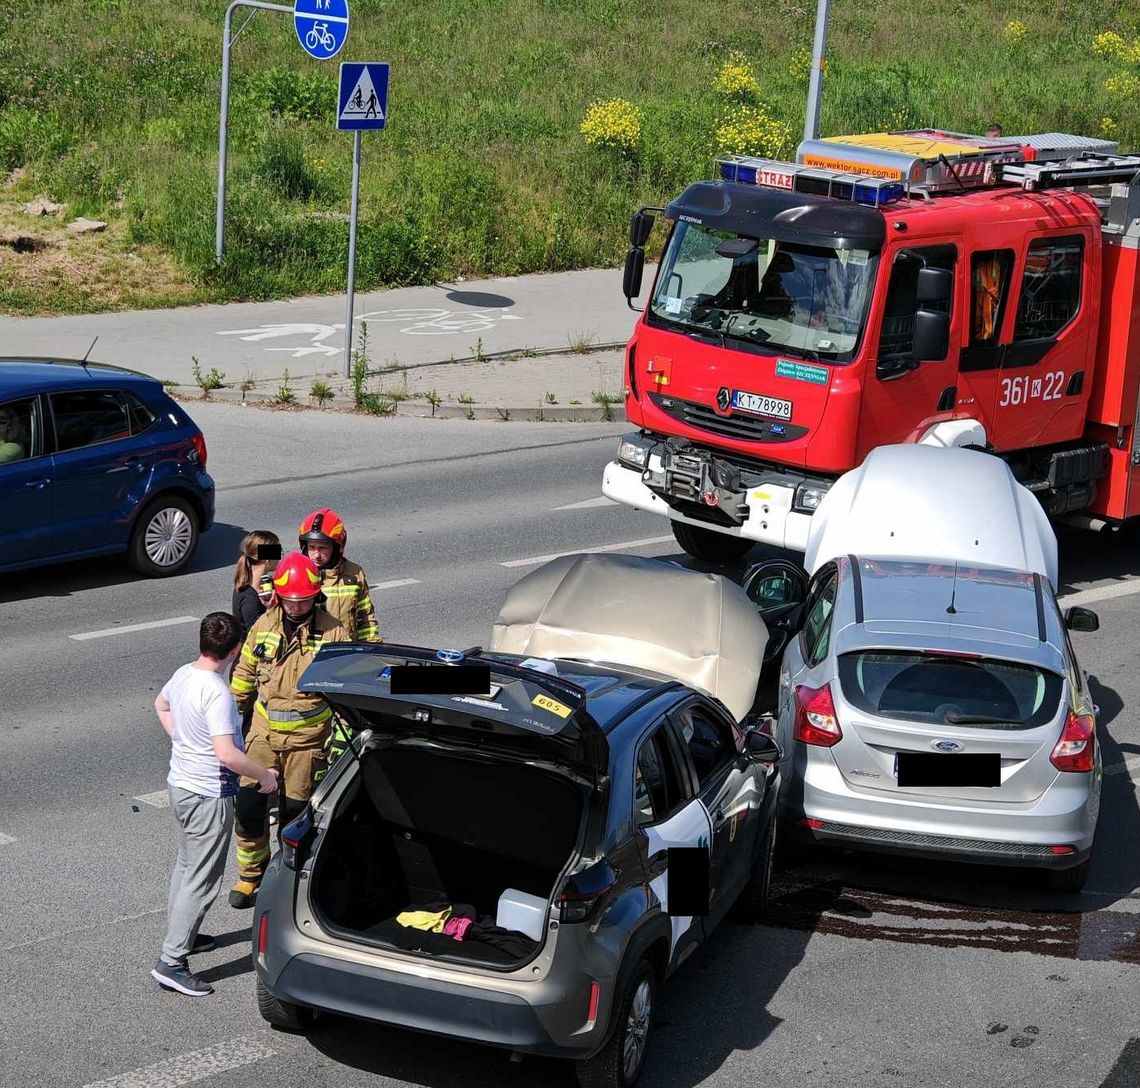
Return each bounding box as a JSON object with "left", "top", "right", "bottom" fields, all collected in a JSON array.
[
  {"left": 894, "top": 752, "right": 1001, "bottom": 788},
  {"left": 732, "top": 390, "right": 792, "bottom": 420}
]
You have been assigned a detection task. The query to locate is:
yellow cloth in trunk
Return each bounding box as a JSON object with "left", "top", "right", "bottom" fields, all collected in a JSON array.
[{"left": 396, "top": 908, "right": 452, "bottom": 933}]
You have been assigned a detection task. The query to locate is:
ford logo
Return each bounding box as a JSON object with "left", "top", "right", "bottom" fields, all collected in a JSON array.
[
  {"left": 932, "top": 739, "right": 963, "bottom": 753},
  {"left": 716, "top": 386, "right": 732, "bottom": 413},
  {"left": 436, "top": 648, "right": 466, "bottom": 663}
]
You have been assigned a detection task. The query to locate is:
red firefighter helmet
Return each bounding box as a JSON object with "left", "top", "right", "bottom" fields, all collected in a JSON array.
[
  {"left": 299, "top": 507, "right": 347, "bottom": 548},
  {"left": 271, "top": 552, "right": 323, "bottom": 600}
]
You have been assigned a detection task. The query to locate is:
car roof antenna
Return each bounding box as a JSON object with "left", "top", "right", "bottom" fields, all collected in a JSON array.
[
  {"left": 80, "top": 336, "right": 98, "bottom": 372},
  {"left": 946, "top": 563, "right": 959, "bottom": 615}
]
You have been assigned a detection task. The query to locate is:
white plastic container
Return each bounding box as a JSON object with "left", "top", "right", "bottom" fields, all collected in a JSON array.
[{"left": 496, "top": 888, "right": 547, "bottom": 942}]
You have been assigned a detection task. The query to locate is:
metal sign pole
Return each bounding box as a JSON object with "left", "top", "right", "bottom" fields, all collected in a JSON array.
[
  {"left": 803, "top": 0, "right": 832, "bottom": 143},
  {"left": 344, "top": 130, "right": 362, "bottom": 379},
  {"left": 215, "top": 0, "right": 321, "bottom": 267}
]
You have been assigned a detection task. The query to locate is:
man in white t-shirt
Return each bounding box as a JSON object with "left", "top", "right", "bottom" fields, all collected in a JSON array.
[{"left": 151, "top": 613, "right": 279, "bottom": 997}]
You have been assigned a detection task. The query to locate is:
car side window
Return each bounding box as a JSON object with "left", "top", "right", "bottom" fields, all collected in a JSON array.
[
  {"left": 50, "top": 390, "right": 132, "bottom": 452},
  {"left": 878, "top": 243, "right": 957, "bottom": 365},
  {"left": 0, "top": 397, "right": 40, "bottom": 465},
  {"left": 673, "top": 702, "right": 736, "bottom": 791},
  {"left": 125, "top": 393, "right": 158, "bottom": 435},
  {"left": 634, "top": 728, "right": 684, "bottom": 828},
  {"left": 801, "top": 571, "right": 838, "bottom": 666}
]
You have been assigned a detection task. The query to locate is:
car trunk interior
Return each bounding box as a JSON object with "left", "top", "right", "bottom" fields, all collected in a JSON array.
[{"left": 309, "top": 742, "right": 585, "bottom": 967}]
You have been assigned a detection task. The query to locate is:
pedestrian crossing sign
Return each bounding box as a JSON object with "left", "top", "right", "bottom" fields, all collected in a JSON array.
[{"left": 337, "top": 62, "right": 389, "bottom": 130}]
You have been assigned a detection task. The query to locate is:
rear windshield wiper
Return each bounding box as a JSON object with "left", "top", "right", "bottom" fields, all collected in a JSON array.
[{"left": 942, "top": 712, "right": 1018, "bottom": 725}]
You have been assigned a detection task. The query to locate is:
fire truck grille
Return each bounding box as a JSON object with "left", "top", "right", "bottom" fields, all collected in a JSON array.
[{"left": 648, "top": 394, "right": 808, "bottom": 444}]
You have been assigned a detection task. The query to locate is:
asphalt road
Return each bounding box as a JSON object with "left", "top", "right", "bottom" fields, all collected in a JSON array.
[{"left": 1, "top": 404, "right": 1138, "bottom": 1088}]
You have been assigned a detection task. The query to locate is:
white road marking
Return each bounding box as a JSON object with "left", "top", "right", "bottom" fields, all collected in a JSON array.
[
  {"left": 371, "top": 578, "right": 420, "bottom": 590},
  {"left": 1058, "top": 578, "right": 1140, "bottom": 608},
  {"left": 0, "top": 832, "right": 15, "bottom": 846},
  {"left": 553, "top": 495, "right": 617, "bottom": 511},
  {"left": 501, "top": 535, "right": 674, "bottom": 569},
  {"left": 70, "top": 616, "right": 200, "bottom": 642},
  {"left": 1103, "top": 754, "right": 1140, "bottom": 779},
  {"left": 81, "top": 1036, "right": 276, "bottom": 1088},
  {"left": 134, "top": 791, "right": 170, "bottom": 809}
]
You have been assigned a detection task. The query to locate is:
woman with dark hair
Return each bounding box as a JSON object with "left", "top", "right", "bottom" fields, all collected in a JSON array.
[{"left": 231, "top": 530, "right": 281, "bottom": 641}]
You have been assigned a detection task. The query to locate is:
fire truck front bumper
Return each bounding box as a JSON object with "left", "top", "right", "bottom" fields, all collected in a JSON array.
[{"left": 602, "top": 438, "right": 831, "bottom": 553}]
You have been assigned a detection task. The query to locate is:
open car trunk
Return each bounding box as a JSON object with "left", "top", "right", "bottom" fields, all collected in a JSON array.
[{"left": 309, "top": 742, "right": 585, "bottom": 968}]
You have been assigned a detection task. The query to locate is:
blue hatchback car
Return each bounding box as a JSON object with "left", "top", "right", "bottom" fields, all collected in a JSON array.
[{"left": 0, "top": 358, "right": 215, "bottom": 577}]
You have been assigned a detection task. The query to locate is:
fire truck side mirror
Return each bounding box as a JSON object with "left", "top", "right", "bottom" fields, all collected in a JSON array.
[
  {"left": 623, "top": 247, "right": 646, "bottom": 302},
  {"left": 913, "top": 309, "right": 951, "bottom": 362},
  {"left": 916, "top": 266, "right": 953, "bottom": 303},
  {"left": 630, "top": 210, "right": 656, "bottom": 247}
]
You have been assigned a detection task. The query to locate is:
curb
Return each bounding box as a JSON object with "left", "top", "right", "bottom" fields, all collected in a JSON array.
[{"left": 172, "top": 387, "right": 626, "bottom": 423}]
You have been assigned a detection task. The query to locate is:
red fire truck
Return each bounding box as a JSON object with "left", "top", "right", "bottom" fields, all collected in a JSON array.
[{"left": 602, "top": 129, "right": 1140, "bottom": 560}]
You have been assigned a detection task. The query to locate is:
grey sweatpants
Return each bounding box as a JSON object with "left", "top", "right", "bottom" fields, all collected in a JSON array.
[{"left": 160, "top": 786, "right": 234, "bottom": 966}]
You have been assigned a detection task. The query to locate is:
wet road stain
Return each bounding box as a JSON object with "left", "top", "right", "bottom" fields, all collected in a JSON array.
[{"left": 761, "top": 873, "right": 1140, "bottom": 964}]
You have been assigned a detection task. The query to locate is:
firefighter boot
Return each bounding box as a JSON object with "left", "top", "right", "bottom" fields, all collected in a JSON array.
[{"left": 230, "top": 784, "right": 269, "bottom": 908}]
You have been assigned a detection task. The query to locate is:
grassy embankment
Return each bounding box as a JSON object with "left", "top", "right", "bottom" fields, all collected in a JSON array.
[{"left": 0, "top": 0, "right": 1138, "bottom": 315}]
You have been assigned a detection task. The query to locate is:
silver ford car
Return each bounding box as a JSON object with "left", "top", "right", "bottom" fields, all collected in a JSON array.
[{"left": 746, "top": 554, "right": 1101, "bottom": 890}]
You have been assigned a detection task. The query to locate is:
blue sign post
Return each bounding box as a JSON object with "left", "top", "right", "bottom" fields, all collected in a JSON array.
[
  {"left": 337, "top": 62, "right": 390, "bottom": 377},
  {"left": 293, "top": 0, "right": 349, "bottom": 60}
]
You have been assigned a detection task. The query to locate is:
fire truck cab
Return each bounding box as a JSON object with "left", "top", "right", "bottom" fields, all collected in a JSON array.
[{"left": 604, "top": 130, "right": 1140, "bottom": 560}]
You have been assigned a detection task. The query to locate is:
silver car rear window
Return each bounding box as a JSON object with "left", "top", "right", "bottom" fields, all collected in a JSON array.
[{"left": 837, "top": 651, "right": 1063, "bottom": 729}]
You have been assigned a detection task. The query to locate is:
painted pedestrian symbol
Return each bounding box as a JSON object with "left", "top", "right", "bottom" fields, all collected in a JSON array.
[
  {"left": 337, "top": 62, "right": 389, "bottom": 131},
  {"left": 293, "top": 0, "right": 349, "bottom": 60}
]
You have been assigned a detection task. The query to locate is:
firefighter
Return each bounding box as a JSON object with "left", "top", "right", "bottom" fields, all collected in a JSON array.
[
  {"left": 298, "top": 507, "right": 380, "bottom": 642},
  {"left": 227, "top": 551, "right": 349, "bottom": 908}
]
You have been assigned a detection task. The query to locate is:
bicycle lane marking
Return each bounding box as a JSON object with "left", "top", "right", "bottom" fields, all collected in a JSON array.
[{"left": 216, "top": 308, "right": 520, "bottom": 358}]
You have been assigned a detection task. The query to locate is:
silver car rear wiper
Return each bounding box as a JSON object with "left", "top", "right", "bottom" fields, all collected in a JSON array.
[{"left": 942, "top": 711, "right": 1015, "bottom": 725}]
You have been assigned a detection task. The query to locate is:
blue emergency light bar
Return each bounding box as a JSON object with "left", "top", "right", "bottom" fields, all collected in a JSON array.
[{"left": 717, "top": 156, "right": 906, "bottom": 208}]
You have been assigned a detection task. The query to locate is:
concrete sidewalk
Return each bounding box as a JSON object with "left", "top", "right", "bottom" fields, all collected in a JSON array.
[
  {"left": 174, "top": 345, "right": 628, "bottom": 421},
  {"left": 1, "top": 266, "right": 642, "bottom": 390}
]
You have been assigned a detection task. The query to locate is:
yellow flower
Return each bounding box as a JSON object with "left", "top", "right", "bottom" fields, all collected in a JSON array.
[
  {"left": 1099, "top": 116, "right": 1118, "bottom": 138},
  {"left": 1004, "top": 19, "right": 1027, "bottom": 42},
  {"left": 714, "top": 51, "right": 761, "bottom": 102},
  {"left": 1105, "top": 73, "right": 1140, "bottom": 98},
  {"left": 714, "top": 104, "right": 792, "bottom": 160},
  {"left": 1093, "top": 31, "right": 1127, "bottom": 59},
  {"left": 579, "top": 98, "right": 642, "bottom": 155}
]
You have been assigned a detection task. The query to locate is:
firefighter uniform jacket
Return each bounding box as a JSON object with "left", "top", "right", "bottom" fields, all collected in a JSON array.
[
  {"left": 230, "top": 607, "right": 349, "bottom": 731},
  {"left": 319, "top": 558, "right": 380, "bottom": 642}
]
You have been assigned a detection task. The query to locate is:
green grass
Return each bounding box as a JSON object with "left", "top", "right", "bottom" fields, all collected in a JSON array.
[{"left": 1, "top": 0, "right": 1138, "bottom": 314}]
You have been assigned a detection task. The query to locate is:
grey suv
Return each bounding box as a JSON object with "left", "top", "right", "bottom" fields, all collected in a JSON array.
[{"left": 251, "top": 642, "right": 780, "bottom": 1087}]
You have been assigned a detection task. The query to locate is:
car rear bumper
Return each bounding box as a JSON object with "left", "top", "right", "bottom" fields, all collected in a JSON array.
[
  {"left": 783, "top": 757, "right": 1098, "bottom": 869},
  {"left": 255, "top": 876, "right": 612, "bottom": 1060},
  {"left": 195, "top": 471, "right": 215, "bottom": 532},
  {"left": 602, "top": 458, "right": 814, "bottom": 552}
]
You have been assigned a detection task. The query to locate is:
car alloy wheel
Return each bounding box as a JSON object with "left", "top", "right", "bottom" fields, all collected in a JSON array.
[
  {"left": 145, "top": 506, "right": 194, "bottom": 568},
  {"left": 622, "top": 978, "right": 652, "bottom": 1081}
]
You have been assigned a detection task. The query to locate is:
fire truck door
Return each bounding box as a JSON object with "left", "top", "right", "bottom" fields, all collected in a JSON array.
[
  {"left": 987, "top": 234, "right": 1091, "bottom": 451},
  {"left": 957, "top": 248, "right": 1015, "bottom": 442},
  {"left": 856, "top": 243, "right": 961, "bottom": 460}
]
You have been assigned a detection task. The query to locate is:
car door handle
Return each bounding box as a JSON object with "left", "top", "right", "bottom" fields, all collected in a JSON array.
[{"left": 24, "top": 477, "right": 49, "bottom": 489}]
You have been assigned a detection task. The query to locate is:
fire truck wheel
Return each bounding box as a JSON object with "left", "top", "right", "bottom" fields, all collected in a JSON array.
[{"left": 671, "top": 521, "right": 754, "bottom": 563}]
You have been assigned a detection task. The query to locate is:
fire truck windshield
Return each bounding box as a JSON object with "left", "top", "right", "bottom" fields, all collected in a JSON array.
[{"left": 648, "top": 221, "right": 877, "bottom": 363}]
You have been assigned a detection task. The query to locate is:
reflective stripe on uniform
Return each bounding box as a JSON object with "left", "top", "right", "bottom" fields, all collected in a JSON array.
[
  {"left": 231, "top": 675, "right": 256, "bottom": 694},
  {"left": 255, "top": 701, "right": 331, "bottom": 731},
  {"left": 236, "top": 843, "right": 270, "bottom": 865}
]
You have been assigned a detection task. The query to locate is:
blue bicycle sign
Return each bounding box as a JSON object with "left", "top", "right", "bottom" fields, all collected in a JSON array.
[{"left": 293, "top": 0, "right": 349, "bottom": 60}]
